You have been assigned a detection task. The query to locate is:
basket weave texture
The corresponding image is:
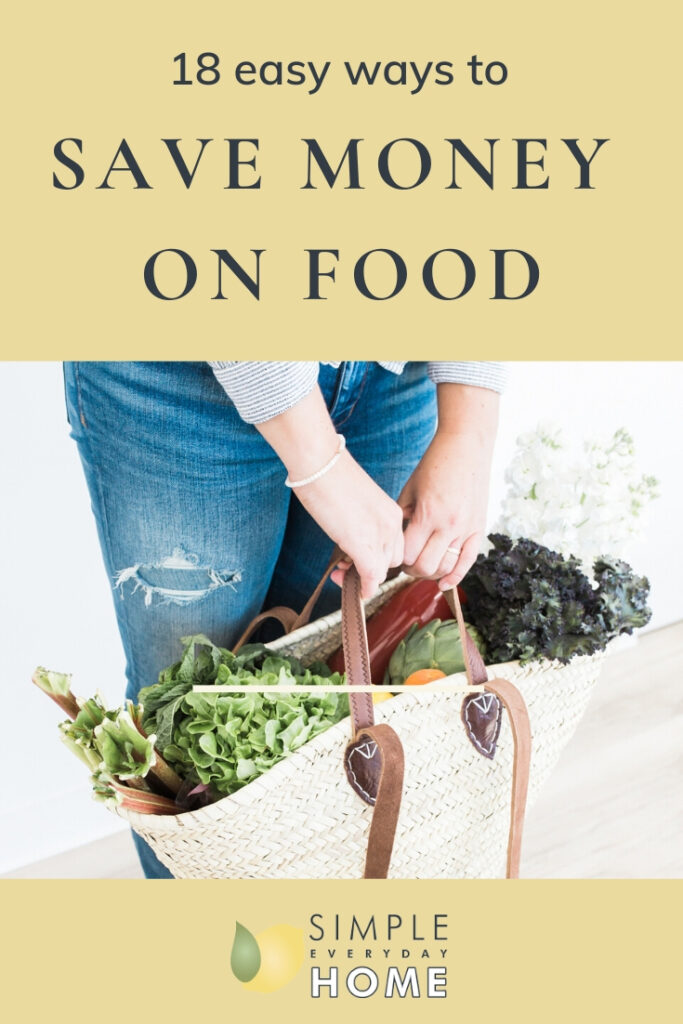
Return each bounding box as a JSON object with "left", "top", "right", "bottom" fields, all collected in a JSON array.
[{"left": 116, "top": 578, "right": 605, "bottom": 879}]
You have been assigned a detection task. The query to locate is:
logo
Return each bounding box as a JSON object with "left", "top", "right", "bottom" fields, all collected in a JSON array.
[
  {"left": 230, "top": 921, "right": 304, "bottom": 994},
  {"left": 231, "top": 913, "right": 448, "bottom": 999}
]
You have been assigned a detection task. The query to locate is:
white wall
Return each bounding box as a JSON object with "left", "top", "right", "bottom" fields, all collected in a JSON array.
[{"left": 2, "top": 361, "right": 681, "bottom": 873}]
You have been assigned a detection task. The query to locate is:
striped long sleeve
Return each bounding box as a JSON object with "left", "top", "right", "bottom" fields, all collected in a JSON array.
[{"left": 209, "top": 361, "right": 505, "bottom": 424}]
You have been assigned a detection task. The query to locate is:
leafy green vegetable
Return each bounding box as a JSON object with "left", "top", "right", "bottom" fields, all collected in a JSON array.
[
  {"left": 59, "top": 726, "right": 102, "bottom": 772},
  {"left": 462, "top": 534, "right": 652, "bottom": 665},
  {"left": 33, "top": 667, "right": 73, "bottom": 699},
  {"left": 140, "top": 635, "right": 349, "bottom": 798},
  {"left": 32, "top": 667, "right": 80, "bottom": 719},
  {"left": 592, "top": 556, "right": 653, "bottom": 634},
  {"left": 59, "top": 694, "right": 112, "bottom": 771},
  {"left": 93, "top": 710, "right": 157, "bottom": 781},
  {"left": 54, "top": 691, "right": 182, "bottom": 797},
  {"left": 91, "top": 769, "right": 119, "bottom": 805}
]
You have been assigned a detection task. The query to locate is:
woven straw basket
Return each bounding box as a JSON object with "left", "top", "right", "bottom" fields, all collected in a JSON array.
[{"left": 116, "top": 571, "right": 605, "bottom": 879}]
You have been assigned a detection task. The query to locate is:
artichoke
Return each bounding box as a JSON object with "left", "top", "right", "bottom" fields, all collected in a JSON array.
[{"left": 383, "top": 618, "right": 485, "bottom": 686}]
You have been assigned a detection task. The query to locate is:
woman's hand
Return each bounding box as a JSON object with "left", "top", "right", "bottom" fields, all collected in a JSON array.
[
  {"left": 255, "top": 385, "right": 404, "bottom": 599},
  {"left": 398, "top": 384, "right": 499, "bottom": 590},
  {"left": 298, "top": 451, "right": 405, "bottom": 599},
  {"left": 256, "top": 380, "right": 499, "bottom": 597}
]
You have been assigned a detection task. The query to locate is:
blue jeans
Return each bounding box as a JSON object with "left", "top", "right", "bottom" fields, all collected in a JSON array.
[{"left": 63, "top": 361, "right": 437, "bottom": 877}]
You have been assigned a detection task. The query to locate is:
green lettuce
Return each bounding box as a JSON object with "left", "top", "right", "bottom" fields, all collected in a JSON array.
[{"left": 140, "top": 635, "right": 348, "bottom": 798}]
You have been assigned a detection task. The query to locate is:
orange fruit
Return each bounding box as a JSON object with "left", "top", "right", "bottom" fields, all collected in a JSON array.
[{"left": 403, "top": 669, "right": 447, "bottom": 686}]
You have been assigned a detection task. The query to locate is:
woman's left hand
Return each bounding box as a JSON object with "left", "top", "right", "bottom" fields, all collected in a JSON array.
[
  {"left": 334, "top": 382, "right": 500, "bottom": 591},
  {"left": 398, "top": 428, "right": 493, "bottom": 589}
]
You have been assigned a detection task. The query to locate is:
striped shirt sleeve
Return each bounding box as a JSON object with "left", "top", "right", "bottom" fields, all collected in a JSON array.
[
  {"left": 209, "top": 361, "right": 319, "bottom": 424},
  {"left": 209, "top": 360, "right": 506, "bottom": 424},
  {"left": 427, "top": 362, "right": 507, "bottom": 392}
]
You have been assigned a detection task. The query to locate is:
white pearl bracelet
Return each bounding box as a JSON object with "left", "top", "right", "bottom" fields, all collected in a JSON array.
[{"left": 284, "top": 434, "right": 347, "bottom": 488}]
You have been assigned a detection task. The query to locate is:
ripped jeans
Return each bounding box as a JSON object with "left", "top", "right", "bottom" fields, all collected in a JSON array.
[{"left": 63, "top": 361, "right": 438, "bottom": 877}]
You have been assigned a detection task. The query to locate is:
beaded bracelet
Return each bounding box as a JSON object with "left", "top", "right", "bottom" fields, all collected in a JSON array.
[{"left": 284, "top": 434, "right": 347, "bottom": 488}]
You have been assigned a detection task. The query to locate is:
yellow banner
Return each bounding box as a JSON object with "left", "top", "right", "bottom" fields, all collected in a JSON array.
[
  {"left": 2, "top": 879, "right": 681, "bottom": 1020},
  {"left": 3, "top": 0, "right": 679, "bottom": 358}
]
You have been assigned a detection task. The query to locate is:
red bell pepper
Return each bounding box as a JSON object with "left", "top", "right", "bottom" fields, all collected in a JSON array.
[{"left": 328, "top": 578, "right": 465, "bottom": 683}]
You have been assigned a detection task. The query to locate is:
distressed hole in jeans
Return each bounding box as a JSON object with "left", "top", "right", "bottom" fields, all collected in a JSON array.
[{"left": 114, "top": 547, "right": 242, "bottom": 606}]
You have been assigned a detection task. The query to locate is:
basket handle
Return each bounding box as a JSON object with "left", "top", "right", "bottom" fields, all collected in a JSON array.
[
  {"left": 340, "top": 564, "right": 531, "bottom": 880},
  {"left": 232, "top": 546, "right": 344, "bottom": 652},
  {"left": 444, "top": 586, "right": 489, "bottom": 686},
  {"left": 340, "top": 564, "right": 487, "bottom": 732},
  {"left": 291, "top": 545, "right": 345, "bottom": 630},
  {"left": 340, "top": 565, "right": 405, "bottom": 878},
  {"left": 348, "top": 724, "right": 405, "bottom": 879},
  {"left": 478, "top": 677, "right": 532, "bottom": 879}
]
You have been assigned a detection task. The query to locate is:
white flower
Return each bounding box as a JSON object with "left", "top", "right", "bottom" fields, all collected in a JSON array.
[{"left": 494, "top": 424, "right": 658, "bottom": 568}]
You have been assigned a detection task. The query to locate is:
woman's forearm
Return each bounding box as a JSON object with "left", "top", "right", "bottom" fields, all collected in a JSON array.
[
  {"left": 435, "top": 382, "right": 500, "bottom": 450},
  {"left": 254, "top": 385, "right": 341, "bottom": 480},
  {"left": 254, "top": 386, "right": 404, "bottom": 596}
]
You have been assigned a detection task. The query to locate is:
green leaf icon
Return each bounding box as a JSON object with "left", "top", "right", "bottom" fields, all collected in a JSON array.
[{"left": 231, "top": 922, "right": 261, "bottom": 982}]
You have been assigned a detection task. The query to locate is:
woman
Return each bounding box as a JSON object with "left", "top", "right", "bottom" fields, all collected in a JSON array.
[{"left": 63, "top": 359, "right": 503, "bottom": 877}]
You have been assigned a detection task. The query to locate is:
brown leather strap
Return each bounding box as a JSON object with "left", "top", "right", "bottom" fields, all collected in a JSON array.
[
  {"left": 347, "top": 724, "right": 405, "bottom": 879},
  {"left": 232, "top": 606, "right": 299, "bottom": 653},
  {"left": 340, "top": 569, "right": 531, "bottom": 879},
  {"left": 445, "top": 584, "right": 531, "bottom": 877},
  {"left": 341, "top": 567, "right": 405, "bottom": 878},
  {"left": 348, "top": 681, "right": 530, "bottom": 880},
  {"left": 483, "top": 677, "right": 532, "bottom": 879},
  {"left": 443, "top": 586, "right": 488, "bottom": 686},
  {"left": 232, "top": 546, "right": 345, "bottom": 652},
  {"left": 341, "top": 565, "right": 375, "bottom": 732},
  {"left": 291, "top": 545, "right": 345, "bottom": 630}
]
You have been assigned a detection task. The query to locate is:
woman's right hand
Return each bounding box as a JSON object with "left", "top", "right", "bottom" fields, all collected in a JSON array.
[
  {"left": 255, "top": 385, "right": 404, "bottom": 599},
  {"left": 295, "top": 449, "right": 405, "bottom": 599}
]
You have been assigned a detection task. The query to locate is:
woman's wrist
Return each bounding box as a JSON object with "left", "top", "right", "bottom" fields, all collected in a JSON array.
[
  {"left": 254, "top": 386, "right": 341, "bottom": 479},
  {"left": 285, "top": 435, "right": 346, "bottom": 488},
  {"left": 432, "top": 423, "right": 496, "bottom": 469}
]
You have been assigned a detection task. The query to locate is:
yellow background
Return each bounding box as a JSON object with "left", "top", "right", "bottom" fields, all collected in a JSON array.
[
  {"left": 3, "top": 0, "right": 680, "bottom": 357},
  {"left": 2, "top": 879, "right": 681, "bottom": 1021}
]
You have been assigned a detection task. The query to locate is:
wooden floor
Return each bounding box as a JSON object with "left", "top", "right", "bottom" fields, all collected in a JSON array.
[{"left": 5, "top": 622, "right": 682, "bottom": 879}]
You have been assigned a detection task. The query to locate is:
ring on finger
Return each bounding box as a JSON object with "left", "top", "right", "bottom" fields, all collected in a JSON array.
[{"left": 446, "top": 545, "right": 461, "bottom": 557}]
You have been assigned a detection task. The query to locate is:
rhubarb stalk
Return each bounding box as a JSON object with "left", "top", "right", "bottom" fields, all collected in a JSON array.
[{"left": 32, "top": 667, "right": 80, "bottom": 720}]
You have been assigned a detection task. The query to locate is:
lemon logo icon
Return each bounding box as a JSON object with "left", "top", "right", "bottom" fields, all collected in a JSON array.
[{"left": 230, "top": 921, "right": 304, "bottom": 994}]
